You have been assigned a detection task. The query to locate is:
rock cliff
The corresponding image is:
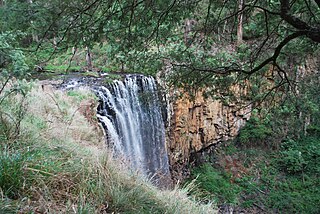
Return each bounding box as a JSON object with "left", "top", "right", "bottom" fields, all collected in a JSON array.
[{"left": 167, "top": 90, "right": 251, "bottom": 181}]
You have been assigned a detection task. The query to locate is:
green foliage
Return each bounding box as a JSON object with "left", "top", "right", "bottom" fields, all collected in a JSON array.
[
  {"left": 44, "top": 65, "right": 82, "bottom": 73},
  {"left": 0, "top": 80, "right": 32, "bottom": 142},
  {"left": 227, "top": 73, "right": 320, "bottom": 212},
  {"left": 266, "top": 175, "right": 320, "bottom": 214},
  {"left": 306, "top": 125, "right": 320, "bottom": 136},
  {"left": 1, "top": 0, "right": 320, "bottom": 91},
  {"left": 278, "top": 138, "right": 320, "bottom": 175},
  {"left": 0, "top": 32, "right": 29, "bottom": 78},
  {"left": 238, "top": 112, "right": 272, "bottom": 146},
  {"left": 239, "top": 70, "right": 320, "bottom": 148},
  {"left": 0, "top": 148, "right": 26, "bottom": 199},
  {"left": 279, "top": 149, "right": 306, "bottom": 174},
  {"left": 266, "top": 73, "right": 320, "bottom": 140},
  {"left": 189, "top": 133, "right": 320, "bottom": 213},
  {"left": 262, "top": 137, "right": 320, "bottom": 213},
  {"left": 190, "top": 164, "right": 242, "bottom": 204}
]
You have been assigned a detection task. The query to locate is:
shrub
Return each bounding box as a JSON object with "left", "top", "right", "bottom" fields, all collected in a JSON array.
[
  {"left": 238, "top": 113, "right": 272, "bottom": 146},
  {"left": 267, "top": 176, "right": 320, "bottom": 214},
  {"left": 190, "top": 164, "right": 242, "bottom": 204},
  {"left": 278, "top": 138, "right": 320, "bottom": 175},
  {"left": 279, "top": 149, "right": 307, "bottom": 174}
]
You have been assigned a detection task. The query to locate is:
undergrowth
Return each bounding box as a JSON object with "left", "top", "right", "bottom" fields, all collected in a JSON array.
[{"left": 188, "top": 137, "right": 320, "bottom": 214}]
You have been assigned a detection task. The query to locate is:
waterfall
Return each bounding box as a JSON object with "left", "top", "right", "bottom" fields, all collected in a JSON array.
[{"left": 95, "top": 75, "right": 170, "bottom": 177}]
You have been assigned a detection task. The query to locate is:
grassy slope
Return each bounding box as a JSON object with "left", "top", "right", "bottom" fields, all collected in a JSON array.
[{"left": 0, "top": 83, "right": 215, "bottom": 213}]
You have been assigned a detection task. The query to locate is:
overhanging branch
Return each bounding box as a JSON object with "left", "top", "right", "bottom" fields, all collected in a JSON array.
[
  {"left": 280, "top": 0, "right": 320, "bottom": 42},
  {"left": 246, "top": 31, "right": 308, "bottom": 74},
  {"left": 314, "top": 0, "right": 320, "bottom": 8}
]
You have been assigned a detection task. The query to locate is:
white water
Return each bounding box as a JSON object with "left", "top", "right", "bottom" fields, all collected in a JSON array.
[{"left": 96, "top": 75, "right": 170, "bottom": 176}]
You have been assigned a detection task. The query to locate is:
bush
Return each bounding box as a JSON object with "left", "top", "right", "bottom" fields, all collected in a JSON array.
[
  {"left": 278, "top": 138, "right": 320, "bottom": 175},
  {"left": 238, "top": 113, "right": 272, "bottom": 146},
  {"left": 265, "top": 137, "right": 320, "bottom": 213},
  {"left": 279, "top": 148, "right": 307, "bottom": 174},
  {"left": 187, "top": 135, "right": 320, "bottom": 214},
  {"left": 190, "top": 164, "right": 242, "bottom": 204},
  {"left": 267, "top": 176, "right": 320, "bottom": 214}
]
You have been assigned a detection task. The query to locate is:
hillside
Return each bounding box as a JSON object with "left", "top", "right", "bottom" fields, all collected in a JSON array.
[{"left": 0, "top": 82, "right": 215, "bottom": 213}]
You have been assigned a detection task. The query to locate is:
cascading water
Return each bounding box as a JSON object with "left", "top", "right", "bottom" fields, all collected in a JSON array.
[{"left": 95, "top": 75, "right": 170, "bottom": 177}]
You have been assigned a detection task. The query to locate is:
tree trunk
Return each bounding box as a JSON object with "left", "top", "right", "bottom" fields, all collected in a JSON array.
[
  {"left": 237, "top": 0, "right": 244, "bottom": 46},
  {"left": 31, "top": 21, "right": 39, "bottom": 43},
  {"left": 184, "top": 19, "right": 197, "bottom": 46},
  {"left": 26, "top": 0, "right": 39, "bottom": 42},
  {"left": 86, "top": 46, "right": 92, "bottom": 71},
  {"left": 53, "top": 36, "right": 58, "bottom": 49}
]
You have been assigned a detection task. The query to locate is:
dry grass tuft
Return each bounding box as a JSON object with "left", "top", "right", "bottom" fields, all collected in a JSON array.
[{"left": 23, "top": 83, "right": 104, "bottom": 146}]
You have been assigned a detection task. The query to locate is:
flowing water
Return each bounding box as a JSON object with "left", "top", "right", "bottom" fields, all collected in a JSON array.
[{"left": 95, "top": 75, "right": 170, "bottom": 177}]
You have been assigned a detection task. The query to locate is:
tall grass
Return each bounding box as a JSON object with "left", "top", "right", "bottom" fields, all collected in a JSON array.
[{"left": 0, "top": 82, "right": 216, "bottom": 213}]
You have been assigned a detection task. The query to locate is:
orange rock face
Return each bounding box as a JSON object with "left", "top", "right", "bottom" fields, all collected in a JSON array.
[{"left": 167, "top": 91, "right": 251, "bottom": 181}]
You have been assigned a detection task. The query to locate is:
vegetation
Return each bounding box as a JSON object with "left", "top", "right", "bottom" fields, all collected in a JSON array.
[
  {"left": 189, "top": 136, "right": 320, "bottom": 213},
  {"left": 1, "top": 1, "right": 320, "bottom": 77},
  {"left": 1, "top": 0, "right": 320, "bottom": 213}
]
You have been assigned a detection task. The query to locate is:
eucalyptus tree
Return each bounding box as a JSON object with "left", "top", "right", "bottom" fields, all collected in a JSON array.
[
  {"left": 32, "top": 1, "right": 319, "bottom": 77},
  {"left": 2, "top": 0, "right": 320, "bottom": 82},
  {"left": 1, "top": 0, "right": 319, "bottom": 142}
]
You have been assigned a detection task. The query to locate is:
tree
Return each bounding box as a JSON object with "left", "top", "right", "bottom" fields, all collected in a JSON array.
[
  {"left": 2, "top": 0, "right": 319, "bottom": 85},
  {"left": 237, "top": 0, "right": 244, "bottom": 46}
]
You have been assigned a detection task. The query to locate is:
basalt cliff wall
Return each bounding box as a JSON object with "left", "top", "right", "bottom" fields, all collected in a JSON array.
[{"left": 166, "top": 90, "right": 251, "bottom": 181}]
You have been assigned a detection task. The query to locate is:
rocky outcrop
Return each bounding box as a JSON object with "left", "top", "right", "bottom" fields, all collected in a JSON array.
[{"left": 167, "top": 91, "right": 251, "bottom": 181}]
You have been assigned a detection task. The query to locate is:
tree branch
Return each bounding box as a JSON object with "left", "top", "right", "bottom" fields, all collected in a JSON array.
[
  {"left": 247, "top": 30, "right": 307, "bottom": 74},
  {"left": 280, "top": 0, "right": 320, "bottom": 42},
  {"left": 314, "top": 0, "right": 320, "bottom": 8},
  {"left": 280, "top": 0, "right": 310, "bottom": 30}
]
